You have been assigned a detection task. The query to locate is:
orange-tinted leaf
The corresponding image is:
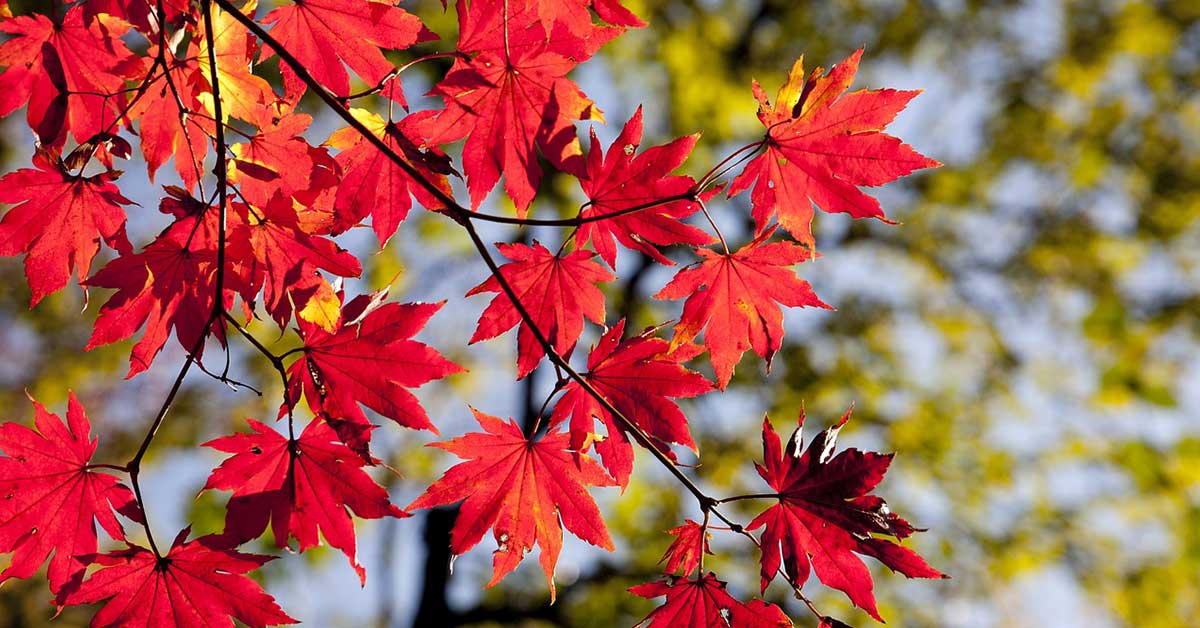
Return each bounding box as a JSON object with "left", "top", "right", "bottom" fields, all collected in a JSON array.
[
  {"left": 407, "top": 408, "right": 615, "bottom": 601},
  {"left": 415, "top": 1, "right": 614, "bottom": 212},
  {"left": 467, "top": 241, "right": 613, "bottom": 378},
  {"left": 654, "top": 228, "right": 830, "bottom": 389},
  {"left": 235, "top": 195, "right": 361, "bottom": 330},
  {"left": 325, "top": 108, "right": 456, "bottom": 245},
  {"left": 728, "top": 50, "right": 939, "bottom": 247}
]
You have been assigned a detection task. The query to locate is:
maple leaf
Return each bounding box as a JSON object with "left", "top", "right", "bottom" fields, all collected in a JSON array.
[
  {"left": 128, "top": 56, "right": 213, "bottom": 190},
  {"left": 193, "top": 0, "right": 276, "bottom": 123},
  {"left": 85, "top": 191, "right": 235, "bottom": 377},
  {"left": 0, "top": 148, "right": 132, "bottom": 306},
  {"left": 262, "top": 0, "right": 434, "bottom": 99},
  {"left": 575, "top": 107, "right": 714, "bottom": 268},
  {"left": 659, "top": 519, "right": 712, "bottom": 577},
  {"left": 407, "top": 408, "right": 614, "bottom": 601},
  {"left": 415, "top": 2, "right": 610, "bottom": 213},
  {"left": 550, "top": 320, "right": 712, "bottom": 486},
  {"left": 229, "top": 105, "right": 340, "bottom": 209},
  {"left": 235, "top": 195, "right": 361, "bottom": 330},
  {"left": 285, "top": 294, "right": 464, "bottom": 456},
  {"left": 0, "top": 393, "right": 137, "bottom": 595},
  {"left": 453, "top": 0, "right": 624, "bottom": 57},
  {"left": 728, "top": 49, "right": 940, "bottom": 247},
  {"left": 59, "top": 530, "right": 296, "bottom": 628},
  {"left": 203, "top": 418, "right": 405, "bottom": 584},
  {"left": 83, "top": 0, "right": 192, "bottom": 35},
  {"left": 653, "top": 227, "right": 831, "bottom": 389},
  {"left": 467, "top": 241, "right": 614, "bottom": 379},
  {"left": 0, "top": 7, "right": 139, "bottom": 146},
  {"left": 630, "top": 573, "right": 792, "bottom": 628},
  {"left": 325, "top": 108, "right": 456, "bottom": 245},
  {"left": 748, "top": 409, "right": 946, "bottom": 621}
]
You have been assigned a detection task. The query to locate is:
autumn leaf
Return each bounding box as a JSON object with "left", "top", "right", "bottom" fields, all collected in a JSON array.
[
  {"left": 575, "top": 107, "right": 713, "bottom": 268},
  {"left": 59, "top": 531, "right": 296, "bottom": 628},
  {"left": 728, "top": 49, "right": 939, "bottom": 247},
  {"left": 82, "top": 0, "right": 192, "bottom": 36},
  {"left": 285, "top": 294, "right": 464, "bottom": 456},
  {"left": 749, "top": 409, "right": 945, "bottom": 621},
  {"left": 193, "top": 0, "right": 276, "bottom": 123},
  {"left": 325, "top": 108, "right": 456, "bottom": 245},
  {"left": 654, "top": 227, "right": 831, "bottom": 389},
  {"left": 0, "top": 148, "right": 133, "bottom": 306},
  {"left": 228, "top": 105, "right": 340, "bottom": 209},
  {"left": 550, "top": 320, "right": 712, "bottom": 486},
  {"left": 262, "top": 0, "right": 434, "bottom": 99},
  {"left": 407, "top": 408, "right": 615, "bottom": 602},
  {"left": 630, "top": 573, "right": 792, "bottom": 628},
  {"left": 0, "top": 393, "right": 137, "bottom": 595},
  {"left": 203, "top": 418, "right": 405, "bottom": 584},
  {"left": 659, "top": 519, "right": 712, "bottom": 577},
  {"left": 85, "top": 191, "right": 235, "bottom": 378},
  {"left": 414, "top": 0, "right": 614, "bottom": 213},
  {"left": 467, "top": 241, "right": 614, "bottom": 379},
  {"left": 234, "top": 194, "right": 361, "bottom": 330},
  {"left": 0, "top": 7, "right": 139, "bottom": 146},
  {"left": 128, "top": 55, "right": 213, "bottom": 190}
]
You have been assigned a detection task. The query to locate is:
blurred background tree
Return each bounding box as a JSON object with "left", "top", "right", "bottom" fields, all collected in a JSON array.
[{"left": 1, "top": 0, "right": 1197, "bottom": 627}]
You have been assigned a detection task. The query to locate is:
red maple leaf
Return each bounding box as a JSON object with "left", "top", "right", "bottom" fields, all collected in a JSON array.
[
  {"left": 262, "top": 0, "right": 434, "bottom": 98},
  {"left": 749, "top": 409, "right": 945, "bottom": 621},
  {"left": 82, "top": 0, "right": 191, "bottom": 36},
  {"left": 234, "top": 194, "right": 361, "bottom": 330},
  {"left": 203, "top": 417, "right": 405, "bottom": 584},
  {"left": 408, "top": 408, "right": 614, "bottom": 601},
  {"left": 575, "top": 107, "right": 713, "bottom": 268},
  {"left": 728, "top": 49, "right": 939, "bottom": 247},
  {"left": 453, "top": 0, "right": 624, "bottom": 57},
  {"left": 285, "top": 294, "right": 464, "bottom": 456},
  {"left": 414, "top": 1, "right": 613, "bottom": 212},
  {"left": 630, "top": 573, "right": 792, "bottom": 628},
  {"left": 58, "top": 531, "right": 296, "bottom": 628},
  {"left": 467, "top": 241, "right": 614, "bottom": 379},
  {"left": 659, "top": 519, "right": 712, "bottom": 577},
  {"left": 85, "top": 190, "right": 234, "bottom": 377},
  {"left": 0, "top": 148, "right": 132, "bottom": 306},
  {"left": 550, "top": 320, "right": 712, "bottom": 486},
  {"left": 229, "top": 106, "right": 340, "bottom": 209},
  {"left": 0, "top": 393, "right": 137, "bottom": 595},
  {"left": 325, "top": 108, "right": 456, "bottom": 245},
  {"left": 452, "top": 0, "right": 643, "bottom": 42},
  {"left": 128, "top": 55, "right": 213, "bottom": 191},
  {"left": 0, "top": 7, "right": 139, "bottom": 146},
  {"left": 654, "top": 227, "right": 831, "bottom": 389}
]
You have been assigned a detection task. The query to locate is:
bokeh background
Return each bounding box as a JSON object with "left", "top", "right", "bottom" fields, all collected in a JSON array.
[{"left": 1, "top": 0, "right": 1198, "bottom": 626}]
